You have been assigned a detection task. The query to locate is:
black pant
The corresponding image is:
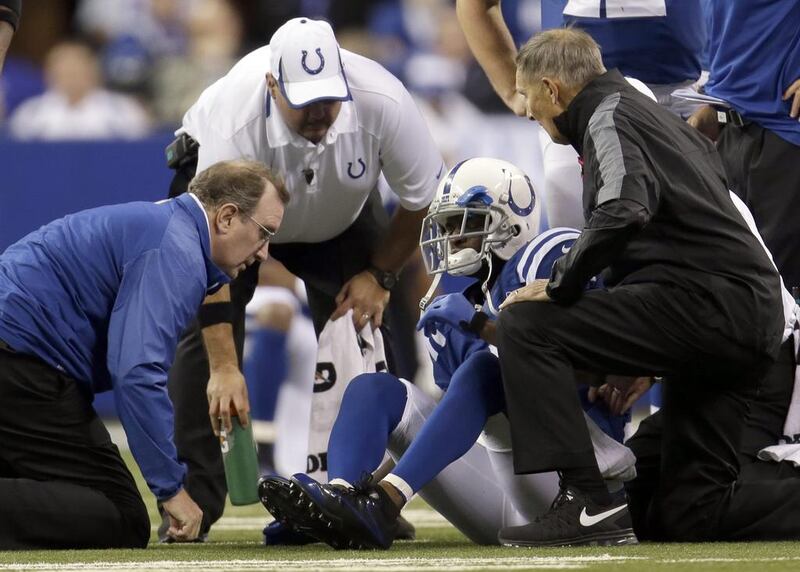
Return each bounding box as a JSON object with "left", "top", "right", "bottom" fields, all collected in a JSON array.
[
  {"left": 496, "top": 283, "right": 781, "bottom": 529},
  {"left": 167, "top": 179, "right": 400, "bottom": 533},
  {"left": 0, "top": 348, "right": 150, "bottom": 550},
  {"left": 627, "top": 339, "right": 800, "bottom": 541},
  {"left": 717, "top": 122, "right": 800, "bottom": 290}
]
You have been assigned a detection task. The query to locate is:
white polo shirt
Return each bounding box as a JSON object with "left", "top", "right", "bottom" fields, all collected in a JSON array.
[{"left": 181, "top": 46, "right": 444, "bottom": 244}]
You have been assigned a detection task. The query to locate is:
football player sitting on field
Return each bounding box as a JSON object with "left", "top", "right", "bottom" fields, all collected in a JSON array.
[{"left": 258, "top": 158, "right": 639, "bottom": 549}]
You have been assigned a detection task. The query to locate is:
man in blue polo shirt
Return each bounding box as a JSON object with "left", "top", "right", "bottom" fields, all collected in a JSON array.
[
  {"left": 0, "top": 159, "right": 287, "bottom": 550},
  {"left": 688, "top": 0, "right": 800, "bottom": 293}
]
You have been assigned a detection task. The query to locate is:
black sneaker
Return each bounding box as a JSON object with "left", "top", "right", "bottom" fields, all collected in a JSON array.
[
  {"left": 288, "top": 473, "right": 401, "bottom": 550},
  {"left": 498, "top": 487, "right": 638, "bottom": 547}
]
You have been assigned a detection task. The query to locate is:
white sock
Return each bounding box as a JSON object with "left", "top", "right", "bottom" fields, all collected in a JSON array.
[
  {"left": 329, "top": 478, "right": 352, "bottom": 489},
  {"left": 382, "top": 473, "right": 414, "bottom": 503}
]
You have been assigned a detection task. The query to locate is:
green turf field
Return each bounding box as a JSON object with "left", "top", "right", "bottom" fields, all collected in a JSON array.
[{"left": 1, "top": 451, "right": 799, "bottom": 571}]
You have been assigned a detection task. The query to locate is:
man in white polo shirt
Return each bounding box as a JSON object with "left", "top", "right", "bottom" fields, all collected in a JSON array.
[{"left": 163, "top": 17, "right": 444, "bottom": 540}]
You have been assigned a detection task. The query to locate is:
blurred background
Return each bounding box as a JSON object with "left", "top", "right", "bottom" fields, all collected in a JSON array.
[{"left": 0, "top": 0, "right": 554, "bottom": 252}]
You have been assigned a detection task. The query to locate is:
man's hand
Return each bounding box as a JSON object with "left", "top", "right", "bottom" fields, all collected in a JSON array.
[
  {"left": 416, "top": 293, "right": 477, "bottom": 332},
  {"left": 207, "top": 365, "right": 249, "bottom": 436},
  {"left": 783, "top": 78, "right": 800, "bottom": 120},
  {"left": 588, "top": 375, "right": 653, "bottom": 416},
  {"left": 332, "top": 270, "right": 390, "bottom": 331},
  {"left": 161, "top": 489, "right": 203, "bottom": 542},
  {"left": 499, "top": 279, "right": 551, "bottom": 309},
  {"left": 687, "top": 104, "right": 722, "bottom": 141}
]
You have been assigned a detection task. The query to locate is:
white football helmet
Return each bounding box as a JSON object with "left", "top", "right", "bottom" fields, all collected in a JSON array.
[{"left": 420, "top": 157, "right": 542, "bottom": 278}]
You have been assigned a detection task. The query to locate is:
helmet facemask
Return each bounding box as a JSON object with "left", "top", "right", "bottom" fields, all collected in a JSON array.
[{"left": 420, "top": 202, "right": 515, "bottom": 277}]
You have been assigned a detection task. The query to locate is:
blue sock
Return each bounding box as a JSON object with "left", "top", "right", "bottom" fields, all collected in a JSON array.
[
  {"left": 393, "top": 350, "right": 505, "bottom": 493},
  {"left": 327, "top": 373, "right": 407, "bottom": 483},
  {"left": 243, "top": 327, "right": 288, "bottom": 421}
]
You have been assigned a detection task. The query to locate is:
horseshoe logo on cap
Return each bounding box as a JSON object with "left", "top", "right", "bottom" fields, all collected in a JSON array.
[
  {"left": 301, "top": 48, "right": 325, "bottom": 75},
  {"left": 347, "top": 158, "right": 366, "bottom": 179}
]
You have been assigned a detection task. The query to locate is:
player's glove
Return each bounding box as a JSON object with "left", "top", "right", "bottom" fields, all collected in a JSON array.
[{"left": 416, "top": 293, "right": 488, "bottom": 335}]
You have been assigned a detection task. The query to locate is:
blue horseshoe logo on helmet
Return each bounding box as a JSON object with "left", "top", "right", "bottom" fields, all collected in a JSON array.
[
  {"left": 506, "top": 173, "right": 534, "bottom": 216},
  {"left": 347, "top": 158, "right": 366, "bottom": 179},
  {"left": 301, "top": 48, "right": 325, "bottom": 75}
]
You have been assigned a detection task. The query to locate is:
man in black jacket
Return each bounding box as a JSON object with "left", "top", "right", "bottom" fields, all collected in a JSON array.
[{"left": 496, "top": 28, "right": 789, "bottom": 546}]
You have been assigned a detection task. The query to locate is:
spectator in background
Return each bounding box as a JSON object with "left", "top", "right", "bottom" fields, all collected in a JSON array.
[
  {"left": 75, "top": 0, "right": 194, "bottom": 58},
  {"left": 151, "top": 0, "right": 243, "bottom": 126},
  {"left": 0, "top": 0, "right": 20, "bottom": 73},
  {"left": 688, "top": 0, "right": 800, "bottom": 293},
  {"left": 8, "top": 39, "right": 150, "bottom": 140}
]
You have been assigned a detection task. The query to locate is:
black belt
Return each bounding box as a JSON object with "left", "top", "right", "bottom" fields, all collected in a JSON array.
[
  {"left": 716, "top": 107, "right": 747, "bottom": 127},
  {"left": 0, "top": 339, "right": 15, "bottom": 353}
]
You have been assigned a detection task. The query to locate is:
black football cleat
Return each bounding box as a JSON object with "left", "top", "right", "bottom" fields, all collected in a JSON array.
[
  {"left": 498, "top": 486, "right": 638, "bottom": 547},
  {"left": 395, "top": 514, "right": 416, "bottom": 541},
  {"left": 287, "top": 473, "right": 401, "bottom": 550},
  {"left": 258, "top": 475, "right": 295, "bottom": 522},
  {"left": 262, "top": 519, "right": 317, "bottom": 546}
]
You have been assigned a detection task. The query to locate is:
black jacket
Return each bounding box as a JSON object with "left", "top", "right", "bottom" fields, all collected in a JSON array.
[{"left": 547, "top": 70, "right": 783, "bottom": 355}]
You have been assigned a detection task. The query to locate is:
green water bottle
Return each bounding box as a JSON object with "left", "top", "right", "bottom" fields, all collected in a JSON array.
[{"left": 220, "top": 415, "right": 260, "bottom": 505}]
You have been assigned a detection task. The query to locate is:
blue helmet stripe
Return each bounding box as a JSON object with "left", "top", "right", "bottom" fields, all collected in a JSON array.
[{"left": 442, "top": 158, "right": 469, "bottom": 197}]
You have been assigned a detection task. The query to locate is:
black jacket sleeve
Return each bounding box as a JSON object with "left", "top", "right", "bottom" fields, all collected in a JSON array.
[
  {"left": 0, "top": 0, "right": 20, "bottom": 30},
  {"left": 546, "top": 199, "right": 650, "bottom": 303},
  {"left": 546, "top": 105, "right": 659, "bottom": 303}
]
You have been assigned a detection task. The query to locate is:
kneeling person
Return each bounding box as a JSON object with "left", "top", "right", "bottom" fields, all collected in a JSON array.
[{"left": 0, "top": 160, "right": 287, "bottom": 549}]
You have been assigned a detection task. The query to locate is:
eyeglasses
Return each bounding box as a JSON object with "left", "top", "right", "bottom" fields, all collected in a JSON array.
[{"left": 244, "top": 212, "right": 276, "bottom": 244}]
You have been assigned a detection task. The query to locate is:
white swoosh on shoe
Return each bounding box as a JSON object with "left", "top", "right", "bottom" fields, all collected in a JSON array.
[{"left": 579, "top": 504, "right": 628, "bottom": 527}]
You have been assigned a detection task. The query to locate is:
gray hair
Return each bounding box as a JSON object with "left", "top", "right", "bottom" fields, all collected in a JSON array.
[
  {"left": 516, "top": 28, "right": 606, "bottom": 90},
  {"left": 189, "top": 159, "right": 289, "bottom": 215}
]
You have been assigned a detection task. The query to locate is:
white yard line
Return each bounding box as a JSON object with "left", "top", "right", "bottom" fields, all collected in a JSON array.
[
  {"left": 0, "top": 555, "right": 637, "bottom": 572},
  {"left": 184, "top": 509, "right": 451, "bottom": 533},
  {"left": 6, "top": 555, "right": 800, "bottom": 572}
]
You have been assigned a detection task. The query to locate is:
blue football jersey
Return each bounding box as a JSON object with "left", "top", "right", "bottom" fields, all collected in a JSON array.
[
  {"left": 421, "top": 227, "right": 628, "bottom": 443},
  {"left": 424, "top": 228, "right": 579, "bottom": 390}
]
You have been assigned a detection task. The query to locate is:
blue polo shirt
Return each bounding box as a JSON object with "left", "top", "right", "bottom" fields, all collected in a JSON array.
[
  {"left": 0, "top": 193, "right": 230, "bottom": 500},
  {"left": 704, "top": 0, "right": 800, "bottom": 146}
]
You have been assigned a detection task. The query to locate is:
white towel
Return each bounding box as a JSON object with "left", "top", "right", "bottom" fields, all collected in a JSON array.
[
  {"left": 758, "top": 325, "right": 800, "bottom": 466},
  {"left": 306, "top": 310, "right": 387, "bottom": 482}
]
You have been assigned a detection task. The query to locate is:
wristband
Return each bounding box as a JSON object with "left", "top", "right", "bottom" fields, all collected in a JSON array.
[
  {"left": 461, "top": 311, "right": 490, "bottom": 335},
  {"left": 0, "top": 1, "right": 21, "bottom": 31},
  {"left": 197, "top": 302, "right": 235, "bottom": 328}
]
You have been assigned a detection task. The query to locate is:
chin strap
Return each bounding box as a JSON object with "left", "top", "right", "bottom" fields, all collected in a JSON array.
[
  {"left": 419, "top": 272, "right": 442, "bottom": 313},
  {"left": 480, "top": 254, "right": 499, "bottom": 317}
]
